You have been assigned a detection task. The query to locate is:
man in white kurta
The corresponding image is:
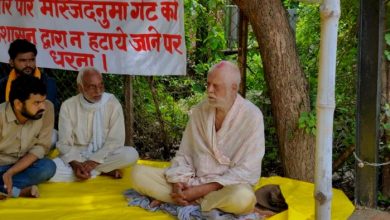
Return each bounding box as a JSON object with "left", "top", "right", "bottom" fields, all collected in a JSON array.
[
  {"left": 131, "top": 61, "right": 265, "bottom": 215},
  {"left": 50, "top": 67, "right": 139, "bottom": 182}
]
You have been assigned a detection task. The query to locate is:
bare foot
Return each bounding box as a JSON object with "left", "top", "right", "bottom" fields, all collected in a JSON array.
[
  {"left": 0, "top": 191, "right": 8, "bottom": 200},
  {"left": 19, "top": 185, "right": 40, "bottom": 198},
  {"left": 150, "top": 199, "right": 162, "bottom": 208},
  {"left": 102, "top": 169, "right": 123, "bottom": 179}
]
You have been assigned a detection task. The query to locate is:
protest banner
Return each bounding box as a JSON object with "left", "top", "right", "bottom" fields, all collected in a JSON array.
[{"left": 0, "top": 0, "right": 186, "bottom": 75}]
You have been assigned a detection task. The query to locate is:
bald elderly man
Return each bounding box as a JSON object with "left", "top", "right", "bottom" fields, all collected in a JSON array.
[{"left": 131, "top": 61, "right": 265, "bottom": 215}]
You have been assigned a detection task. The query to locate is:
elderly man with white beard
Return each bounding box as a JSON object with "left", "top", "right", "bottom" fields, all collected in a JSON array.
[{"left": 130, "top": 61, "right": 265, "bottom": 216}]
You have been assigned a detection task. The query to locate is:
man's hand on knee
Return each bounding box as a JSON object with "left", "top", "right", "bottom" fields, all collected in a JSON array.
[
  {"left": 170, "top": 182, "right": 191, "bottom": 205},
  {"left": 172, "top": 182, "right": 189, "bottom": 194},
  {"left": 2, "top": 172, "right": 14, "bottom": 196},
  {"left": 69, "top": 161, "right": 91, "bottom": 180},
  {"left": 173, "top": 182, "right": 224, "bottom": 205},
  {"left": 82, "top": 160, "right": 100, "bottom": 173}
]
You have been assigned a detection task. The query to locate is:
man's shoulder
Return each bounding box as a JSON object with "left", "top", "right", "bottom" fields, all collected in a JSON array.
[
  {"left": 0, "top": 103, "right": 7, "bottom": 126},
  {"left": 45, "top": 99, "right": 54, "bottom": 109},
  {"left": 42, "top": 100, "right": 54, "bottom": 118},
  {"left": 105, "top": 93, "right": 122, "bottom": 108},
  {"left": 242, "top": 98, "right": 262, "bottom": 113},
  {"left": 0, "top": 102, "right": 7, "bottom": 113},
  {"left": 61, "top": 94, "right": 80, "bottom": 107},
  {"left": 106, "top": 92, "right": 120, "bottom": 102},
  {"left": 239, "top": 98, "right": 263, "bottom": 122}
]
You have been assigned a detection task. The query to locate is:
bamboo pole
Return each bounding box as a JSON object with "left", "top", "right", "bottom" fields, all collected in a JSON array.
[{"left": 315, "top": 0, "right": 340, "bottom": 219}]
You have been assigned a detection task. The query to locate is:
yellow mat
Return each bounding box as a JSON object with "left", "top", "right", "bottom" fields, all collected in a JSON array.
[
  {"left": 258, "top": 176, "right": 355, "bottom": 220},
  {"left": 0, "top": 160, "right": 354, "bottom": 220}
]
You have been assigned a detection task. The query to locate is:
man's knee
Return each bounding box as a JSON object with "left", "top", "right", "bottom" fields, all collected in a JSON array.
[
  {"left": 33, "top": 158, "right": 57, "bottom": 180},
  {"left": 121, "top": 147, "right": 139, "bottom": 165},
  {"left": 203, "top": 185, "right": 256, "bottom": 215},
  {"left": 224, "top": 186, "right": 256, "bottom": 214},
  {"left": 130, "top": 165, "right": 163, "bottom": 190},
  {"left": 130, "top": 165, "right": 173, "bottom": 203},
  {"left": 130, "top": 165, "right": 146, "bottom": 189},
  {"left": 114, "top": 147, "right": 139, "bottom": 168}
]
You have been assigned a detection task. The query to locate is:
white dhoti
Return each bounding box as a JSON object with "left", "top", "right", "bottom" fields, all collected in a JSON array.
[{"left": 50, "top": 146, "right": 138, "bottom": 182}]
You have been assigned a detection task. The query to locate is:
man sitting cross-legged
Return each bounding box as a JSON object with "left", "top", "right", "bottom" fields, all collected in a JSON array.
[
  {"left": 0, "top": 75, "right": 56, "bottom": 199},
  {"left": 130, "top": 61, "right": 265, "bottom": 216},
  {"left": 50, "top": 67, "right": 139, "bottom": 182}
]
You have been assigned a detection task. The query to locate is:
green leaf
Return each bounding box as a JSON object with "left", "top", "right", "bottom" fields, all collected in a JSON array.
[
  {"left": 385, "top": 50, "right": 390, "bottom": 61},
  {"left": 385, "top": 33, "right": 390, "bottom": 46},
  {"left": 383, "top": 123, "right": 390, "bottom": 131}
]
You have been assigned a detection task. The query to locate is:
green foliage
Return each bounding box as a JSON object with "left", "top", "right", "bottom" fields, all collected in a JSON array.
[
  {"left": 185, "top": 0, "right": 226, "bottom": 76},
  {"left": 378, "top": 191, "right": 390, "bottom": 208},
  {"left": 298, "top": 111, "right": 316, "bottom": 135},
  {"left": 385, "top": 33, "right": 390, "bottom": 61},
  {"left": 283, "top": 0, "right": 300, "bottom": 9},
  {"left": 296, "top": 0, "right": 358, "bottom": 149},
  {"left": 380, "top": 104, "right": 390, "bottom": 154},
  {"left": 296, "top": 4, "right": 320, "bottom": 104},
  {"left": 295, "top": 3, "right": 358, "bottom": 203},
  {"left": 382, "top": 104, "right": 390, "bottom": 128}
]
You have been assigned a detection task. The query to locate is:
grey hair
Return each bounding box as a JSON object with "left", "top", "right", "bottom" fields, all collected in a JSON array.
[
  {"left": 76, "top": 66, "right": 101, "bottom": 87},
  {"left": 208, "top": 60, "right": 241, "bottom": 86}
]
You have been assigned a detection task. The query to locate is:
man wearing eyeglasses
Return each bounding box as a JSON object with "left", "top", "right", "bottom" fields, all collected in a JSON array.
[{"left": 50, "top": 67, "right": 139, "bottom": 182}]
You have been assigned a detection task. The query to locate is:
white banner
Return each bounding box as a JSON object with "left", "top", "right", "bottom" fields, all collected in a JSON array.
[{"left": 0, "top": 0, "right": 186, "bottom": 75}]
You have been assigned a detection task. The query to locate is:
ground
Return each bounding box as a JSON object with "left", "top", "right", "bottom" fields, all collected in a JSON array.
[{"left": 349, "top": 207, "right": 390, "bottom": 220}]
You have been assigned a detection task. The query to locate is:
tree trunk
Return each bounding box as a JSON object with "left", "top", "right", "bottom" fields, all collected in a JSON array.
[
  {"left": 233, "top": 0, "right": 315, "bottom": 181},
  {"left": 237, "top": 12, "right": 248, "bottom": 97},
  {"left": 123, "top": 75, "right": 134, "bottom": 146}
]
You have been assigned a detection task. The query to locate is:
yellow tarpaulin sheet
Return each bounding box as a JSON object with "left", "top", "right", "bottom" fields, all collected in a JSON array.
[
  {"left": 256, "top": 176, "right": 355, "bottom": 220},
  {"left": 0, "top": 160, "right": 354, "bottom": 220}
]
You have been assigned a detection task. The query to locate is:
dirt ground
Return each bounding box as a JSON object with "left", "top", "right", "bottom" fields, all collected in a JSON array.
[{"left": 348, "top": 207, "right": 390, "bottom": 220}]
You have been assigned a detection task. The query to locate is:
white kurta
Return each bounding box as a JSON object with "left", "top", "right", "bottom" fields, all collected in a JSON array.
[
  {"left": 165, "top": 95, "right": 265, "bottom": 186},
  {"left": 57, "top": 93, "right": 126, "bottom": 163},
  {"left": 51, "top": 93, "right": 138, "bottom": 182}
]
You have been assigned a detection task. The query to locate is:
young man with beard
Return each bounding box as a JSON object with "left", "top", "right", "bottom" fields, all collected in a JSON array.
[
  {"left": 0, "top": 39, "right": 58, "bottom": 110},
  {"left": 130, "top": 61, "right": 265, "bottom": 216},
  {"left": 0, "top": 75, "right": 56, "bottom": 200}
]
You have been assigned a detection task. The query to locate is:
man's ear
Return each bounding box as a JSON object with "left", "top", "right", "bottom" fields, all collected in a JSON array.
[
  {"left": 9, "top": 59, "right": 14, "bottom": 68},
  {"left": 13, "top": 99, "right": 23, "bottom": 110},
  {"left": 232, "top": 83, "right": 238, "bottom": 92},
  {"left": 77, "top": 84, "right": 83, "bottom": 93}
]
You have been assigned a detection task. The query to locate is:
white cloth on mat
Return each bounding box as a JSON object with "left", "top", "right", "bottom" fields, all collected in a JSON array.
[{"left": 50, "top": 157, "right": 99, "bottom": 182}]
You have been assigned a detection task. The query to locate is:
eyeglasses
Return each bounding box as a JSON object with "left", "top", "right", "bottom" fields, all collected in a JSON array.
[{"left": 84, "top": 83, "right": 104, "bottom": 91}]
